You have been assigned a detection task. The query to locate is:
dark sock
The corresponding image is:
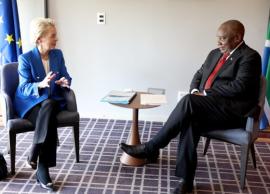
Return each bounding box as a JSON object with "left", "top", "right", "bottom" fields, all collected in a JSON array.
[
  {"left": 37, "top": 163, "right": 52, "bottom": 184},
  {"left": 145, "top": 140, "right": 157, "bottom": 153}
]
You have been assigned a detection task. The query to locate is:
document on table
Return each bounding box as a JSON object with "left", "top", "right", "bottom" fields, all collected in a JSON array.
[
  {"left": 101, "top": 90, "right": 137, "bottom": 104},
  {"left": 140, "top": 94, "right": 167, "bottom": 105}
]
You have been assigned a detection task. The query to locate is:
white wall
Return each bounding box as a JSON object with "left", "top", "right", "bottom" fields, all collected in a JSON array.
[
  {"left": 17, "top": 0, "right": 45, "bottom": 52},
  {"left": 18, "top": 0, "right": 270, "bottom": 121}
]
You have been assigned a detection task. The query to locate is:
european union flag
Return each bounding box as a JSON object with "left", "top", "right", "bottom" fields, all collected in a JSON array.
[{"left": 0, "top": 0, "right": 22, "bottom": 65}]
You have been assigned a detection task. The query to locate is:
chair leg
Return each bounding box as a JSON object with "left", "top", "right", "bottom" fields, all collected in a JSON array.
[
  {"left": 73, "top": 122, "right": 80, "bottom": 163},
  {"left": 7, "top": 132, "right": 11, "bottom": 154},
  {"left": 9, "top": 132, "right": 16, "bottom": 175},
  {"left": 56, "top": 129, "right": 60, "bottom": 147},
  {"left": 240, "top": 145, "right": 249, "bottom": 189},
  {"left": 249, "top": 143, "right": 256, "bottom": 168},
  {"left": 203, "top": 138, "right": 211, "bottom": 155}
]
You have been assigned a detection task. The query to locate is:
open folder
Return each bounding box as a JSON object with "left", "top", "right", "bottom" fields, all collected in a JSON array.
[
  {"left": 101, "top": 90, "right": 137, "bottom": 104},
  {"left": 140, "top": 94, "right": 167, "bottom": 105}
]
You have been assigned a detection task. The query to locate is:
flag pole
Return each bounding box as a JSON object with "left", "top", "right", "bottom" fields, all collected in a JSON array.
[{"left": 44, "top": 0, "right": 49, "bottom": 18}]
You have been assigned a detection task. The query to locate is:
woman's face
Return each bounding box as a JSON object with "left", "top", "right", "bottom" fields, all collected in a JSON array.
[{"left": 38, "top": 26, "right": 58, "bottom": 52}]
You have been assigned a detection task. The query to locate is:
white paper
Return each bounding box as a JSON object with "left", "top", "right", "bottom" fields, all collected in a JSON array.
[{"left": 140, "top": 94, "right": 167, "bottom": 105}]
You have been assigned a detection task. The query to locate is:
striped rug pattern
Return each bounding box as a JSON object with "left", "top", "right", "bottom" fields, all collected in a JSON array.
[{"left": 0, "top": 118, "right": 269, "bottom": 194}]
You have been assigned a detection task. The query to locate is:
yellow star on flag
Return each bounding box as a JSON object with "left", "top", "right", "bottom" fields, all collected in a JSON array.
[
  {"left": 5, "top": 34, "right": 14, "bottom": 44},
  {"left": 16, "top": 38, "right": 22, "bottom": 48}
]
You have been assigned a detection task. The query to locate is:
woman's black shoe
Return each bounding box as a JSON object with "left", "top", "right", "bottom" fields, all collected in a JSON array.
[
  {"left": 36, "top": 174, "right": 53, "bottom": 191},
  {"left": 27, "top": 144, "right": 40, "bottom": 169},
  {"left": 172, "top": 178, "right": 193, "bottom": 194},
  {"left": 26, "top": 156, "right": 37, "bottom": 169},
  {"left": 36, "top": 165, "right": 54, "bottom": 191}
]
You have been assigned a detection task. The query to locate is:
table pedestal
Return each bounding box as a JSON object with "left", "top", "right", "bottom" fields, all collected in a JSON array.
[{"left": 120, "top": 109, "right": 146, "bottom": 166}]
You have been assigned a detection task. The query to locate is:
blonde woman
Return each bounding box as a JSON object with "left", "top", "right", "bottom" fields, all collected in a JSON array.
[{"left": 14, "top": 18, "right": 71, "bottom": 191}]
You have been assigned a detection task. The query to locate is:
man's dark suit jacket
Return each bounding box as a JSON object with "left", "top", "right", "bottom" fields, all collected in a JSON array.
[{"left": 190, "top": 42, "right": 261, "bottom": 117}]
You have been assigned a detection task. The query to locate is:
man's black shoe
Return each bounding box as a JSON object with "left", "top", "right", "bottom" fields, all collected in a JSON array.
[
  {"left": 119, "top": 143, "right": 159, "bottom": 162},
  {"left": 172, "top": 178, "right": 192, "bottom": 194}
]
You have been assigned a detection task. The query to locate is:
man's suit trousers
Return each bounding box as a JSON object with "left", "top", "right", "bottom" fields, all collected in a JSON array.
[{"left": 147, "top": 94, "right": 246, "bottom": 186}]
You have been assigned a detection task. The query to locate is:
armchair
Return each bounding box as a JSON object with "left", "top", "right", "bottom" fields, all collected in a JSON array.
[
  {"left": 0, "top": 62, "right": 80, "bottom": 175},
  {"left": 201, "top": 76, "right": 266, "bottom": 189}
]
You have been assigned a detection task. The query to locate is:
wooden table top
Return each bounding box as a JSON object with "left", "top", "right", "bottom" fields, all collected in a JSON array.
[{"left": 110, "top": 92, "right": 160, "bottom": 109}]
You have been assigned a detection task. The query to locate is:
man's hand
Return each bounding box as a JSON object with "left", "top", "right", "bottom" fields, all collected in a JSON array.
[
  {"left": 193, "top": 91, "right": 205, "bottom": 96},
  {"left": 38, "top": 72, "right": 56, "bottom": 88},
  {"left": 55, "top": 77, "right": 70, "bottom": 88}
]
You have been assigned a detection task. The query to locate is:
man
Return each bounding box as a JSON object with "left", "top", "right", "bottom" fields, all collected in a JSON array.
[{"left": 120, "top": 20, "right": 261, "bottom": 194}]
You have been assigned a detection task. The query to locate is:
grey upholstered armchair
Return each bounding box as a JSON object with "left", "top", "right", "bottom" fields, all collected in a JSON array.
[
  {"left": 201, "top": 76, "right": 266, "bottom": 189},
  {"left": 0, "top": 62, "right": 80, "bottom": 175}
]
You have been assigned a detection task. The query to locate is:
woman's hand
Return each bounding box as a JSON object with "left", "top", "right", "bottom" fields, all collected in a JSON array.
[
  {"left": 55, "top": 77, "right": 70, "bottom": 88},
  {"left": 38, "top": 72, "right": 56, "bottom": 88}
]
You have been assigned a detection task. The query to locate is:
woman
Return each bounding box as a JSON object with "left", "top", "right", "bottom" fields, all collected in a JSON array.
[{"left": 14, "top": 18, "right": 72, "bottom": 191}]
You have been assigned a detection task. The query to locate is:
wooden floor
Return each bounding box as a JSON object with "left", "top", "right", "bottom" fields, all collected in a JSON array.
[
  {"left": 257, "top": 138, "right": 270, "bottom": 143},
  {"left": 257, "top": 128, "right": 270, "bottom": 143}
]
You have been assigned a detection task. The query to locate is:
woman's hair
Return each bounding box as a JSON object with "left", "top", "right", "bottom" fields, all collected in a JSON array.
[{"left": 30, "top": 17, "right": 55, "bottom": 45}]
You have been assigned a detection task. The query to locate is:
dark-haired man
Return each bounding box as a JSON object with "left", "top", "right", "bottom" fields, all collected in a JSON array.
[{"left": 120, "top": 20, "right": 261, "bottom": 194}]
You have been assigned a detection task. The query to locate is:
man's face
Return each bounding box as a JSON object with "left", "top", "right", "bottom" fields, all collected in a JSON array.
[{"left": 216, "top": 26, "right": 239, "bottom": 54}]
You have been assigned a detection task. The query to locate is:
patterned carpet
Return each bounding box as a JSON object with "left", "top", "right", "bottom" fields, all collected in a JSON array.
[{"left": 0, "top": 118, "right": 269, "bottom": 194}]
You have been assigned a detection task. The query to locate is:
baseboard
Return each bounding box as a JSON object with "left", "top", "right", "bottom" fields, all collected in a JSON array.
[{"left": 257, "top": 128, "right": 270, "bottom": 143}]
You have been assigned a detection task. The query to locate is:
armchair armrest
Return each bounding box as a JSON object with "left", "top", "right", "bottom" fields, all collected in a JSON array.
[
  {"left": 0, "top": 92, "right": 15, "bottom": 126},
  {"left": 62, "top": 89, "right": 77, "bottom": 112},
  {"left": 245, "top": 117, "right": 254, "bottom": 133},
  {"left": 245, "top": 116, "right": 260, "bottom": 142}
]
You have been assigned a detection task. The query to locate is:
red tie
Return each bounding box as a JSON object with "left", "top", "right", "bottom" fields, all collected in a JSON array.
[{"left": 204, "top": 53, "right": 229, "bottom": 89}]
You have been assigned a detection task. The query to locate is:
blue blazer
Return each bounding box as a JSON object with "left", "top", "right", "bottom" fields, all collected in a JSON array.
[{"left": 14, "top": 47, "right": 72, "bottom": 118}]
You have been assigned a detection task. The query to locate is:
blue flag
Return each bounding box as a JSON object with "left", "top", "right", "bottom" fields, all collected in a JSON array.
[
  {"left": 0, "top": 0, "right": 22, "bottom": 65},
  {"left": 260, "top": 10, "right": 270, "bottom": 129}
]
